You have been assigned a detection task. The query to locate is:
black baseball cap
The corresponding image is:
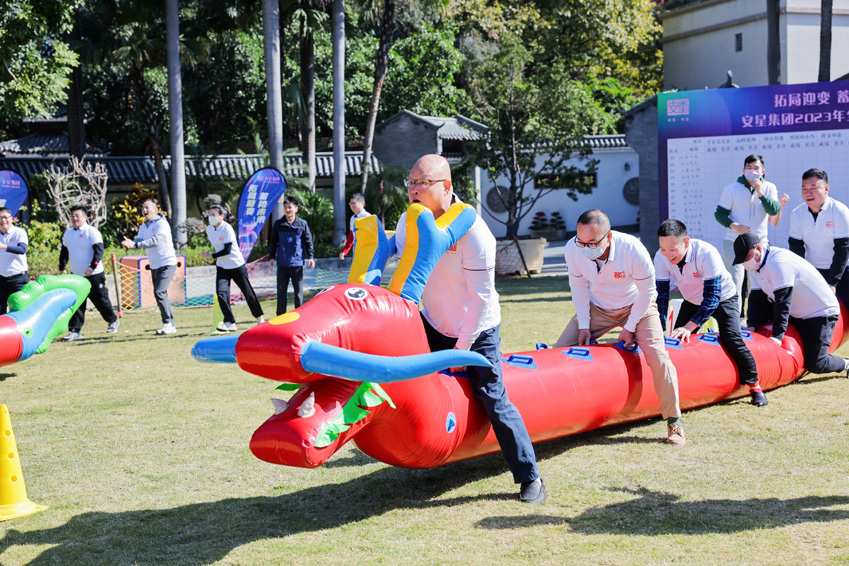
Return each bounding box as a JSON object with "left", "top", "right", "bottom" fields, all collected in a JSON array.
[{"left": 732, "top": 232, "right": 761, "bottom": 265}]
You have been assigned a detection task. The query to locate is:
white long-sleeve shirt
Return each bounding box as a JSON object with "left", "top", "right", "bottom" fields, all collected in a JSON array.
[
  {"left": 564, "top": 231, "right": 655, "bottom": 332},
  {"left": 134, "top": 214, "right": 177, "bottom": 269},
  {"left": 395, "top": 212, "right": 500, "bottom": 350}
]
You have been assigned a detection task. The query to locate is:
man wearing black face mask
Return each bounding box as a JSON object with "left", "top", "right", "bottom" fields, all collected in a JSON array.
[
  {"left": 733, "top": 232, "right": 849, "bottom": 377},
  {"left": 555, "top": 209, "right": 685, "bottom": 446}
]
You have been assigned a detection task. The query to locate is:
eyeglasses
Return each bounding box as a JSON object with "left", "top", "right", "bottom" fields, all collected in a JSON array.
[
  {"left": 404, "top": 178, "right": 448, "bottom": 189},
  {"left": 0, "top": 216, "right": 12, "bottom": 221},
  {"left": 574, "top": 231, "right": 610, "bottom": 249}
]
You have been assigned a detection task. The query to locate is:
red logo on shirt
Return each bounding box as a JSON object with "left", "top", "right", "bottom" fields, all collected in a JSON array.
[
  {"left": 827, "top": 221, "right": 835, "bottom": 227},
  {"left": 448, "top": 243, "right": 457, "bottom": 252},
  {"left": 692, "top": 272, "right": 701, "bottom": 278},
  {"left": 614, "top": 271, "right": 625, "bottom": 279}
]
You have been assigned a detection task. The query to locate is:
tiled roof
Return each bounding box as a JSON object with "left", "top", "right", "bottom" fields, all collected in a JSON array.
[
  {"left": 0, "top": 133, "right": 111, "bottom": 157},
  {"left": 0, "top": 152, "right": 380, "bottom": 185},
  {"left": 582, "top": 135, "right": 629, "bottom": 149},
  {"left": 378, "top": 110, "right": 488, "bottom": 141}
]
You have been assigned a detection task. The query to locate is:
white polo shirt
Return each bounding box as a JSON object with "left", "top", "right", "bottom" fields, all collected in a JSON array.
[
  {"left": 395, "top": 212, "right": 500, "bottom": 350},
  {"left": 718, "top": 179, "right": 779, "bottom": 242},
  {"left": 564, "top": 231, "right": 655, "bottom": 332},
  {"left": 0, "top": 225, "right": 28, "bottom": 277},
  {"left": 788, "top": 196, "right": 849, "bottom": 270},
  {"left": 62, "top": 223, "right": 105, "bottom": 276},
  {"left": 349, "top": 209, "right": 370, "bottom": 232},
  {"left": 205, "top": 221, "right": 244, "bottom": 270},
  {"left": 749, "top": 246, "right": 839, "bottom": 319},
  {"left": 654, "top": 238, "right": 736, "bottom": 305}
]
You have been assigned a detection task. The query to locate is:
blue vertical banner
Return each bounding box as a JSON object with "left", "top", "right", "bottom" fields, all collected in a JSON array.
[
  {"left": 0, "top": 171, "right": 29, "bottom": 216},
  {"left": 237, "top": 168, "right": 288, "bottom": 261},
  {"left": 658, "top": 82, "right": 849, "bottom": 251}
]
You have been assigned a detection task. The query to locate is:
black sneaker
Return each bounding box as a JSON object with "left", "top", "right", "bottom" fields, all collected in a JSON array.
[
  {"left": 519, "top": 478, "right": 546, "bottom": 504},
  {"left": 750, "top": 390, "right": 768, "bottom": 407}
]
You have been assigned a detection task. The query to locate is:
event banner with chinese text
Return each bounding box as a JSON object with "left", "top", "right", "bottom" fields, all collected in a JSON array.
[
  {"left": 237, "top": 168, "right": 287, "bottom": 261},
  {"left": 0, "top": 170, "right": 29, "bottom": 216},
  {"left": 658, "top": 83, "right": 849, "bottom": 251}
]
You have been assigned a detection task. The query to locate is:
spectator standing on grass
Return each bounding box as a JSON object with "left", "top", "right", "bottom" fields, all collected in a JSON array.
[
  {"left": 788, "top": 168, "right": 849, "bottom": 310},
  {"left": 0, "top": 207, "right": 28, "bottom": 314},
  {"left": 269, "top": 196, "right": 314, "bottom": 316},
  {"left": 121, "top": 199, "right": 178, "bottom": 335},
  {"left": 339, "top": 193, "right": 370, "bottom": 260},
  {"left": 714, "top": 154, "right": 788, "bottom": 316},
  {"left": 60, "top": 205, "right": 120, "bottom": 341},
  {"left": 655, "top": 219, "right": 767, "bottom": 407},
  {"left": 202, "top": 205, "right": 265, "bottom": 331}
]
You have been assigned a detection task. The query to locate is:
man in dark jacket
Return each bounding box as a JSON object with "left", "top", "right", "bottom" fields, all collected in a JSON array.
[{"left": 269, "top": 196, "right": 314, "bottom": 315}]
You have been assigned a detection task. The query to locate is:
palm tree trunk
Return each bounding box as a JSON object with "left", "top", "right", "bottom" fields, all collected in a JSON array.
[
  {"left": 131, "top": 63, "right": 172, "bottom": 219},
  {"left": 818, "top": 0, "right": 833, "bottom": 82},
  {"left": 300, "top": 27, "right": 316, "bottom": 192},
  {"left": 766, "top": 0, "right": 781, "bottom": 84},
  {"left": 66, "top": 10, "right": 85, "bottom": 159},
  {"left": 166, "top": 0, "right": 186, "bottom": 246},
  {"left": 359, "top": 0, "right": 395, "bottom": 193}
]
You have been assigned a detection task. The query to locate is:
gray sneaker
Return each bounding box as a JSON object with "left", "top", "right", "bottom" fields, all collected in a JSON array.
[
  {"left": 107, "top": 320, "right": 120, "bottom": 333},
  {"left": 156, "top": 322, "right": 177, "bottom": 335},
  {"left": 63, "top": 331, "right": 83, "bottom": 342}
]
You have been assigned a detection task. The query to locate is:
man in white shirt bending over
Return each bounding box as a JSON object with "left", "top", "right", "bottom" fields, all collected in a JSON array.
[
  {"left": 555, "top": 209, "right": 685, "bottom": 446},
  {"left": 395, "top": 154, "right": 544, "bottom": 504},
  {"left": 733, "top": 232, "right": 849, "bottom": 377},
  {"left": 788, "top": 168, "right": 849, "bottom": 310}
]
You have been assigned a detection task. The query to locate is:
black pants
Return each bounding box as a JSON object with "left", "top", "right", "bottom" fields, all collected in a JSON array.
[
  {"left": 276, "top": 265, "right": 304, "bottom": 315},
  {"left": 0, "top": 272, "right": 28, "bottom": 314},
  {"left": 791, "top": 314, "right": 845, "bottom": 374},
  {"left": 676, "top": 296, "right": 758, "bottom": 385},
  {"left": 69, "top": 272, "right": 118, "bottom": 332},
  {"left": 217, "top": 264, "right": 264, "bottom": 323},
  {"left": 817, "top": 267, "right": 849, "bottom": 313}
]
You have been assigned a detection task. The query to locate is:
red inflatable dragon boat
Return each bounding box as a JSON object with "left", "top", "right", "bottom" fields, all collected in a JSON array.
[{"left": 192, "top": 204, "right": 848, "bottom": 469}]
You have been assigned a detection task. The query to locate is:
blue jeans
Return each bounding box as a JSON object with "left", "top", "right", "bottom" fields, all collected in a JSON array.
[{"left": 422, "top": 316, "right": 540, "bottom": 484}]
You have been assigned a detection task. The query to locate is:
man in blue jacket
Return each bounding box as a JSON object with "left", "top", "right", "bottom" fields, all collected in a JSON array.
[{"left": 269, "top": 196, "right": 314, "bottom": 315}]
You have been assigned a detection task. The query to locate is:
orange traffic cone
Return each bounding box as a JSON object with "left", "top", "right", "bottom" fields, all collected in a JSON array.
[{"left": 0, "top": 405, "right": 46, "bottom": 521}]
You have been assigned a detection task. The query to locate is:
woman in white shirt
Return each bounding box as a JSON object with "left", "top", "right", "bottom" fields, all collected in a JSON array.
[{"left": 203, "top": 206, "right": 265, "bottom": 332}]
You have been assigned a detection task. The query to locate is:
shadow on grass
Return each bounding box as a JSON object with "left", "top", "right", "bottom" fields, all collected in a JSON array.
[
  {"left": 476, "top": 487, "right": 849, "bottom": 534},
  {"left": 0, "top": 455, "right": 518, "bottom": 565},
  {"left": 0, "top": 373, "right": 15, "bottom": 382}
]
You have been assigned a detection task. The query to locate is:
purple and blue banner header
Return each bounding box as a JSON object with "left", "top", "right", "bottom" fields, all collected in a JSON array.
[{"left": 237, "top": 168, "right": 287, "bottom": 261}]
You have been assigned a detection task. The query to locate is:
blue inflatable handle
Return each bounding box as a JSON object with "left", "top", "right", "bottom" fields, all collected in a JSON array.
[
  {"left": 562, "top": 346, "right": 594, "bottom": 361},
  {"left": 740, "top": 329, "right": 754, "bottom": 341},
  {"left": 502, "top": 354, "right": 538, "bottom": 369},
  {"left": 535, "top": 343, "right": 549, "bottom": 350},
  {"left": 698, "top": 333, "right": 721, "bottom": 345},
  {"left": 664, "top": 337, "right": 683, "bottom": 349},
  {"left": 615, "top": 340, "right": 642, "bottom": 354}
]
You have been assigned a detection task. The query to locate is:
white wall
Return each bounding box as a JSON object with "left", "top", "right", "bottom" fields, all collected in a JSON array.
[
  {"left": 662, "top": 0, "right": 849, "bottom": 89},
  {"left": 480, "top": 147, "right": 640, "bottom": 239}
]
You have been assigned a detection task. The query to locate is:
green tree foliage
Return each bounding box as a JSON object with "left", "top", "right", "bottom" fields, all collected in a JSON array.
[{"left": 0, "top": 0, "right": 83, "bottom": 120}]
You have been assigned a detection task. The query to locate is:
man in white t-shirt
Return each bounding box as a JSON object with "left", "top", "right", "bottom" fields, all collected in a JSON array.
[
  {"left": 555, "top": 210, "right": 685, "bottom": 445},
  {"left": 0, "top": 207, "right": 28, "bottom": 314},
  {"left": 715, "top": 154, "right": 787, "bottom": 314},
  {"left": 395, "top": 154, "right": 544, "bottom": 504},
  {"left": 339, "top": 193, "right": 369, "bottom": 260},
  {"left": 788, "top": 168, "right": 849, "bottom": 311},
  {"left": 59, "top": 205, "right": 120, "bottom": 341},
  {"left": 655, "top": 219, "right": 766, "bottom": 406},
  {"left": 733, "top": 232, "right": 849, "bottom": 376}
]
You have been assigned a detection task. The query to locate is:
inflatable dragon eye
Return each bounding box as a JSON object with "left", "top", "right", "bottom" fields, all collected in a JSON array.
[{"left": 344, "top": 287, "right": 369, "bottom": 301}]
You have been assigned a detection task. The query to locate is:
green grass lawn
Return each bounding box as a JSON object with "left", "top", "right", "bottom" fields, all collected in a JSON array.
[{"left": 1, "top": 276, "right": 849, "bottom": 565}]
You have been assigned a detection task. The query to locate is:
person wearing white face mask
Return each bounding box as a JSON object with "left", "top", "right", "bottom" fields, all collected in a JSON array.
[
  {"left": 556, "top": 209, "right": 685, "bottom": 446},
  {"left": 201, "top": 206, "right": 265, "bottom": 332},
  {"left": 715, "top": 154, "right": 789, "bottom": 317},
  {"left": 732, "top": 232, "right": 849, "bottom": 377}
]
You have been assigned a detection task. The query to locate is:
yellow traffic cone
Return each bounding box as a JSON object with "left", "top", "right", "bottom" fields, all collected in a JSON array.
[
  {"left": 0, "top": 405, "right": 46, "bottom": 521},
  {"left": 212, "top": 293, "right": 224, "bottom": 331}
]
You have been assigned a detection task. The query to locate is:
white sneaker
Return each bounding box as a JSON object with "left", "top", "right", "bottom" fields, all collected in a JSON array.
[
  {"left": 156, "top": 322, "right": 177, "bottom": 335},
  {"left": 216, "top": 322, "right": 238, "bottom": 332},
  {"left": 256, "top": 315, "right": 265, "bottom": 325},
  {"left": 63, "top": 331, "right": 83, "bottom": 342},
  {"left": 107, "top": 320, "right": 120, "bottom": 333}
]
